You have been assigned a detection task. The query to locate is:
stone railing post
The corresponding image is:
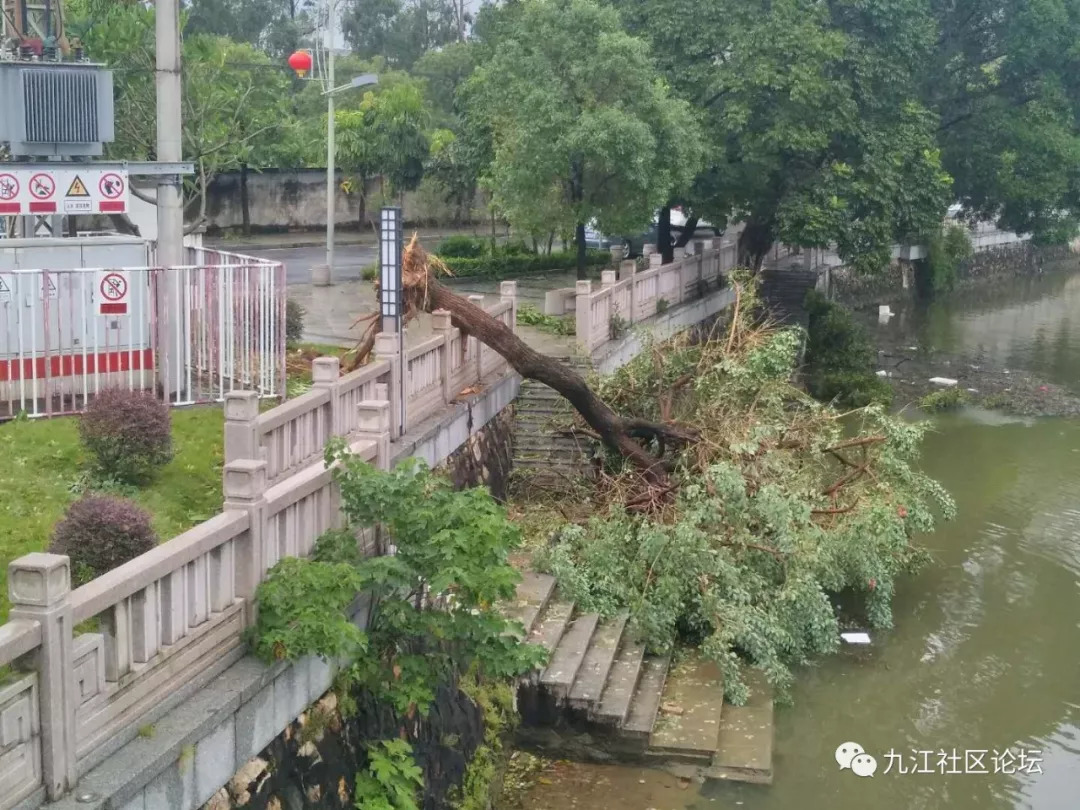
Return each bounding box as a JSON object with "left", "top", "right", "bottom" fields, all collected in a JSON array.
[
  {"left": 224, "top": 459, "right": 268, "bottom": 626},
  {"left": 374, "top": 332, "right": 403, "bottom": 439},
  {"left": 649, "top": 252, "right": 663, "bottom": 268},
  {"left": 311, "top": 356, "right": 342, "bottom": 437},
  {"left": 9, "top": 553, "right": 76, "bottom": 799},
  {"left": 575, "top": 280, "right": 593, "bottom": 352},
  {"left": 499, "top": 280, "right": 518, "bottom": 329},
  {"left": 223, "top": 390, "right": 260, "bottom": 464},
  {"left": 621, "top": 259, "right": 637, "bottom": 324},
  {"left": 642, "top": 244, "right": 656, "bottom": 257},
  {"left": 356, "top": 400, "right": 392, "bottom": 470},
  {"left": 601, "top": 269, "right": 617, "bottom": 289},
  {"left": 431, "top": 309, "right": 454, "bottom": 405},
  {"left": 468, "top": 295, "right": 485, "bottom": 382}
]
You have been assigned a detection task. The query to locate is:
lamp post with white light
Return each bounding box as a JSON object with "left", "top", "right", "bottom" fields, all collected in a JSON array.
[{"left": 288, "top": 16, "right": 378, "bottom": 287}]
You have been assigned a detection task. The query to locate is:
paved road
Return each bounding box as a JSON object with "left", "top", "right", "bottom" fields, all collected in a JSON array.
[
  {"left": 214, "top": 229, "right": 483, "bottom": 285},
  {"left": 236, "top": 244, "right": 377, "bottom": 285}
]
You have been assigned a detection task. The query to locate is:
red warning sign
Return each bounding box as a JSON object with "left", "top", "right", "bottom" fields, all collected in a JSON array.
[
  {"left": 98, "top": 271, "right": 129, "bottom": 315},
  {"left": 28, "top": 173, "right": 57, "bottom": 213},
  {"left": 0, "top": 174, "right": 18, "bottom": 215}
]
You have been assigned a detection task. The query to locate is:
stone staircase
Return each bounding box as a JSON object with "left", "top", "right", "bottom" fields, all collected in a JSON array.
[
  {"left": 760, "top": 266, "right": 819, "bottom": 327},
  {"left": 511, "top": 358, "right": 598, "bottom": 488},
  {"left": 503, "top": 572, "right": 774, "bottom": 785}
]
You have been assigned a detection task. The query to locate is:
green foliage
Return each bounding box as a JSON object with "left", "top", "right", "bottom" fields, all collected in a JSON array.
[
  {"left": 922, "top": 223, "right": 974, "bottom": 296},
  {"left": 285, "top": 299, "right": 305, "bottom": 346},
  {"left": 468, "top": 0, "right": 703, "bottom": 273},
  {"left": 609, "top": 313, "right": 629, "bottom": 341},
  {"left": 803, "top": 291, "right": 892, "bottom": 408},
  {"left": 436, "top": 235, "right": 488, "bottom": 258},
  {"left": 919, "top": 387, "right": 966, "bottom": 411},
  {"left": 617, "top": 0, "right": 950, "bottom": 271},
  {"left": 441, "top": 249, "right": 608, "bottom": 279},
  {"left": 354, "top": 739, "right": 423, "bottom": 810},
  {"left": 536, "top": 282, "right": 953, "bottom": 701},
  {"left": 337, "top": 80, "right": 433, "bottom": 207},
  {"left": 655, "top": 298, "right": 670, "bottom": 314},
  {"left": 451, "top": 674, "right": 518, "bottom": 810},
  {"left": 343, "top": 0, "right": 463, "bottom": 70},
  {"left": 72, "top": 3, "right": 302, "bottom": 213},
  {"left": 515, "top": 305, "right": 575, "bottom": 336},
  {"left": 252, "top": 452, "right": 546, "bottom": 718}
]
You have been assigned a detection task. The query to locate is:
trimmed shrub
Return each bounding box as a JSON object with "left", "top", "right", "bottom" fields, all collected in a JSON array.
[
  {"left": 79, "top": 389, "right": 173, "bottom": 483},
  {"left": 436, "top": 235, "right": 488, "bottom": 258},
  {"left": 50, "top": 495, "right": 158, "bottom": 585},
  {"left": 441, "top": 249, "right": 609, "bottom": 279},
  {"left": 285, "top": 299, "right": 305, "bottom": 345}
]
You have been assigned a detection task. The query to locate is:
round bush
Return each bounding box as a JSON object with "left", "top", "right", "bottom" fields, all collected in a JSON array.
[
  {"left": 49, "top": 495, "right": 158, "bottom": 585},
  {"left": 79, "top": 389, "right": 173, "bottom": 483}
]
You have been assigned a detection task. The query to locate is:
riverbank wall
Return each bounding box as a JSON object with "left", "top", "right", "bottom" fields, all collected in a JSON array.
[{"left": 828, "top": 242, "right": 1080, "bottom": 309}]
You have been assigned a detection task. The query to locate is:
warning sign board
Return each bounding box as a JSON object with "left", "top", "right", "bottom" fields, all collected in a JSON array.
[
  {"left": 0, "top": 174, "right": 18, "bottom": 215},
  {"left": 0, "top": 168, "right": 128, "bottom": 215},
  {"left": 0, "top": 275, "right": 12, "bottom": 304},
  {"left": 64, "top": 175, "right": 93, "bottom": 213},
  {"left": 39, "top": 274, "right": 58, "bottom": 300},
  {"left": 97, "top": 271, "right": 130, "bottom": 315}
]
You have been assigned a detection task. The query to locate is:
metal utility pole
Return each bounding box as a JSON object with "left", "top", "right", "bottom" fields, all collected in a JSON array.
[
  {"left": 156, "top": 0, "right": 184, "bottom": 402},
  {"left": 312, "top": 0, "right": 336, "bottom": 287}
]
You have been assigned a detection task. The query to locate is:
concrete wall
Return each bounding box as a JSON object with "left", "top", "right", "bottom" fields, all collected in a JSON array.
[{"left": 200, "top": 170, "right": 486, "bottom": 233}]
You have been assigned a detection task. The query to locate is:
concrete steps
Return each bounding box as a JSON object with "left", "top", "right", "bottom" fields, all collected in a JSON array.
[
  {"left": 503, "top": 573, "right": 773, "bottom": 785},
  {"left": 512, "top": 359, "right": 597, "bottom": 485}
]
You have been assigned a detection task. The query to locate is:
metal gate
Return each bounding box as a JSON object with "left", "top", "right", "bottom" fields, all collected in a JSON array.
[{"left": 0, "top": 250, "right": 285, "bottom": 419}]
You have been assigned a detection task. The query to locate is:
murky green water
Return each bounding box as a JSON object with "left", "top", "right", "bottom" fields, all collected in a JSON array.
[{"left": 517, "top": 272, "right": 1080, "bottom": 810}]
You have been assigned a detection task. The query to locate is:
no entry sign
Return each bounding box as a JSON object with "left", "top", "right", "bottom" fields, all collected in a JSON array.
[{"left": 97, "top": 271, "right": 130, "bottom": 315}]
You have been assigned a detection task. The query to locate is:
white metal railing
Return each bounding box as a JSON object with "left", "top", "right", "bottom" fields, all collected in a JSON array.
[{"left": 0, "top": 249, "right": 285, "bottom": 419}]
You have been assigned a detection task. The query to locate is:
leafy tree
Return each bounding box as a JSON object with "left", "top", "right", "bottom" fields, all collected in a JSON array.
[
  {"left": 927, "top": 0, "right": 1080, "bottom": 243},
  {"left": 617, "top": 0, "right": 951, "bottom": 272},
  {"left": 342, "top": 0, "right": 463, "bottom": 69},
  {"left": 71, "top": 3, "right": 302, "bottom": 227},
  {"left": 183, "top": 0, "right": 316, "bottom": 57},
  {"left": 252, "top": 451, "right": 546, "bottom": 711},
  {"left": 468, "top": 0, "right": 703, "bottom": 278},
  {"left": 336, "top": 80, "right": 432, "bottom": 225}
]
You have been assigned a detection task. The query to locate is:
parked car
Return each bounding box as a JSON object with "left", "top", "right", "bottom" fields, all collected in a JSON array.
[{"left": 585, "top": 209, "right": 722, "bottom": 258}]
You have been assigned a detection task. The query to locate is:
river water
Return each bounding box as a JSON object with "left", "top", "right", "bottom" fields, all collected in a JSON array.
[{"left": 515, "top": 271, "right": 1080, "bottom": 809}]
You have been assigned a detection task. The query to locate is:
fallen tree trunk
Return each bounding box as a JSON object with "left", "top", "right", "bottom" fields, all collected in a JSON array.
[
  {"left": 421, "top": 279, "right": 694, "bottom": 486},
  {"left": 341, "top": 238, "right": 699, "bottom": 490}
]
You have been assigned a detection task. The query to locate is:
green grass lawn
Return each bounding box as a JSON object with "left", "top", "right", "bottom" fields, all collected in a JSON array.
[{"left": 0, "top": 406, "right": 226, "bottom": 619}]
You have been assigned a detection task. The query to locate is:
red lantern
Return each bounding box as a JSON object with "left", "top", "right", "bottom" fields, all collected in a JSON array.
[{"left": 288, "top": 50, "right": 313, "bottom": 78}]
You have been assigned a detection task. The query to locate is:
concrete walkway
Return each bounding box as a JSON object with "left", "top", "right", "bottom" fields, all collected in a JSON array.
[{"left": 293, "top": 269, "right": 590, "bottom": 356}]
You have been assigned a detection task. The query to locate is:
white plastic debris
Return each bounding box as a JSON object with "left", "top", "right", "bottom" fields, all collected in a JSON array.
[
  {"left": 878, "top": 305, "right": 893, "bottom": 323},
  {"left": 841, "top": 632, "right": 872, "bottom": 645},
  {"left": 875, "top": 370, "right": 889, "bottom": 377},
  {"left": 929, "top": 377, "right": 958, "bottom": 386}
]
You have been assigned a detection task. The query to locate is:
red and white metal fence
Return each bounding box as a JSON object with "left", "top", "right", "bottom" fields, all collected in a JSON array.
[{"left": 0, "top": 249, "right": 285, "bottom": 419}]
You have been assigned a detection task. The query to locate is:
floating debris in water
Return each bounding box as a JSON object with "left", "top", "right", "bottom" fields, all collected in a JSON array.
[
  {"left": 929, "top": 377, "right": 958, "bottom": 386},
  {"left": 841, "top": 632, "right": 872, "bottom": 644}
]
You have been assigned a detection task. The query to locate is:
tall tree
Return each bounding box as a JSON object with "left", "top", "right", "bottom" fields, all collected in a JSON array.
[
  {"left": 341, "top": 0, "right": 461, "bottom": 69},
  {"left": 73, "top": 3, "right": 300, "bottom": 228},
  {"left": 927, "top": 0, "right": 1080, "bottom": 243},
  {"left": 336, "top": 80, "right": 432, "bottom": 226},
  {"left": 183, "top": 0, "right": 315, "bottom": 57},
  {"left": 468, "top": 0, "right": 703, "bottom": 278},
  {"left": 617, "top": 0, "right": 951, "bottom": 271}
]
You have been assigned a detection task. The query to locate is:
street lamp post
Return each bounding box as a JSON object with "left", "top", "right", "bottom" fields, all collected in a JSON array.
[{"left": 289, "top": 4, "right": 378, "bottom": 288}]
